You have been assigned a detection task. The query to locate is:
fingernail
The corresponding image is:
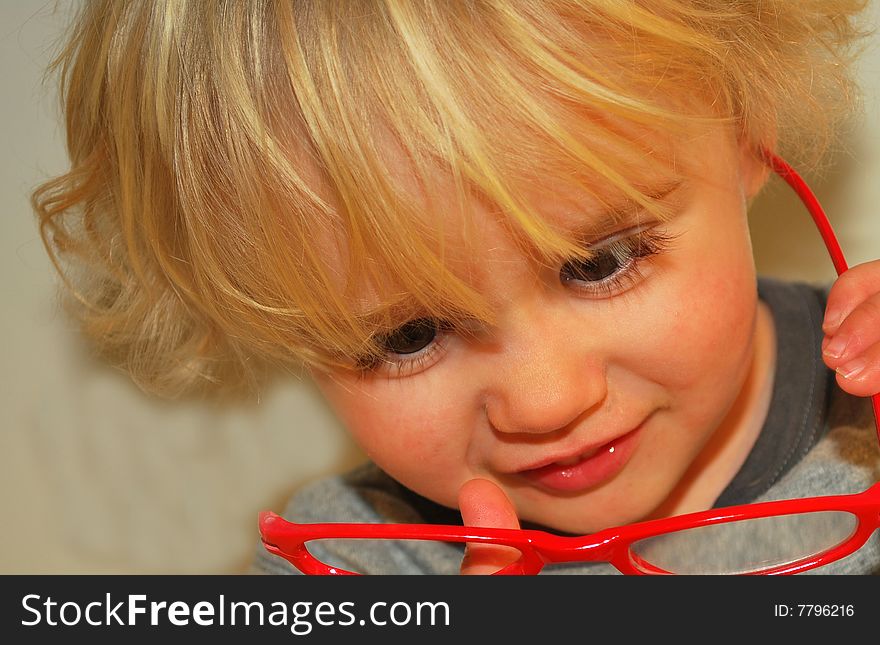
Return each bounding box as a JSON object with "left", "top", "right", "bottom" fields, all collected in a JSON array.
[
  {"left": 823, "top": 334, "right": 849, "bottom": 359},
  {"left": 823, "top": 309, "right": 843, "bottom": 332},
  {"left": 837, "top": 358, "right": 866, "bottom": 380}
]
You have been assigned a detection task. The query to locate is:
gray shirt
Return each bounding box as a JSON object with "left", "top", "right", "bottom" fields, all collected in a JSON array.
[{"left": 252, "top": 278, "right": 880, "bottom": 575}]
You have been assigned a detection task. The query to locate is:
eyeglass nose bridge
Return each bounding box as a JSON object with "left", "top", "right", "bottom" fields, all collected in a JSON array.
[{"left": 497, "top": 530, "right": 622, "bottom": 573}]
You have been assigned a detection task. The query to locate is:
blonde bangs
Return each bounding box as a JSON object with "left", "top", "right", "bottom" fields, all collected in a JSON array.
[
  {"left": 33, "top": 0, "right": 867, "bottom": 395},
  {"left": 273, "top": 0, "right": 719, "bottom": 370}
]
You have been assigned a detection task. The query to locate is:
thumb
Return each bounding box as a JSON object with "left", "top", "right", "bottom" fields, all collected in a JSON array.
[{"left": 458, "top": 478, "right": 522, "bottom": 575}]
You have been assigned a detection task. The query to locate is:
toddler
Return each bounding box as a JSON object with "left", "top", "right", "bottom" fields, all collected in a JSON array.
[{"left": 33, "top": 1, "right": 880, "bottom": 574}]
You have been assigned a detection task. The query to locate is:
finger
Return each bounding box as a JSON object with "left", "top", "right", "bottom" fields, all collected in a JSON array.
[
  {"left": 822, "top": 290, "right": 880, "bottom": 369},
  {"left": 822, "top": 260, "right": 880, "bottom": 334},
  {"left": 458, "top": 478, "right": 521, "bottom": 575},
  {"left": 832, "top": 340, "right": 880, "bottom": 398}
]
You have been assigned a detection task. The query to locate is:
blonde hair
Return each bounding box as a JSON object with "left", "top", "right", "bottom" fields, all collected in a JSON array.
[{"left": 33, "top": 0, "right": 867, "bottom": 397}]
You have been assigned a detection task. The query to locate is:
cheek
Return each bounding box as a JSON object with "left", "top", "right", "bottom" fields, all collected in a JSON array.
[
  {"left": 629, "top": 224, "right": 758, "bottom": 393},
  {"left": 671, "top": 274, "right": 756, "bottom": 386},
  {"left": 316, "top": 378, "right": 472, "bottom": 501}
]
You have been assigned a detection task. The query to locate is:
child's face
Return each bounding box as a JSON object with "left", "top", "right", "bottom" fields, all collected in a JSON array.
[{"left": 312, "top": 122, "right": 773, "bottom": 534}]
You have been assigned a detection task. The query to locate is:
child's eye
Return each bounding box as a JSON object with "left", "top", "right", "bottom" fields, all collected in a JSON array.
[
  {"left": 380, "top": 318, "right": 438, "bottom": 355},
  {"left": 358, "top": 318, "right": 451, "bottom": 377},
  {"left": 560, "top": 246, "right": 626, "bottom": 283},
  {"left": 560, "top": 227, "right": 678, "bottom": 298}
]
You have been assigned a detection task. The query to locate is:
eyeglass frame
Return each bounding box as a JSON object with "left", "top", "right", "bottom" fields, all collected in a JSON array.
[{"left": 259, "top": 150, "right": 880, "bottom": 576}]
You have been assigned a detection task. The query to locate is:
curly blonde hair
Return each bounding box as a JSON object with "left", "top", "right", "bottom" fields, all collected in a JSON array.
[{"left": 33, "top": 0, "right": 867, "bottom": 397}]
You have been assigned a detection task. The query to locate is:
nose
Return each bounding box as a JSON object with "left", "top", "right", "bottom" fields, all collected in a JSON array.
[{"left": 482, "top": 306, "right": 607, "bottom": 435}]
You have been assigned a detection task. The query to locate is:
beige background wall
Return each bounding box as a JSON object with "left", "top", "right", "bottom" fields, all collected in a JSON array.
[{"left": 2, "top": 1, "right": 879, "bottom": 573}]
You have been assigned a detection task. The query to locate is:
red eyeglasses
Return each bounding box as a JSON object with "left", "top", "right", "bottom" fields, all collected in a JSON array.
[{"left": 259, "top": 151, "right": 880, "bottom": 575}]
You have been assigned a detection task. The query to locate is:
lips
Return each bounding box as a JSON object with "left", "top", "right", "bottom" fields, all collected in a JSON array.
[{"left": 517, "top": 423, "right": 645, "bottom": 493}]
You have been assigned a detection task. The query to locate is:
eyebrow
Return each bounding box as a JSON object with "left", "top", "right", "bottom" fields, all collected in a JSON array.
[{"left": 559, "top": 179, "right": 685, "bottom": 242}]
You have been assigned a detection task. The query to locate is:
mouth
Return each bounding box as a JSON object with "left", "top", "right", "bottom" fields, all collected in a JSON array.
[{"left": 517, "top": 422, "right": 645, "bottom": 493}]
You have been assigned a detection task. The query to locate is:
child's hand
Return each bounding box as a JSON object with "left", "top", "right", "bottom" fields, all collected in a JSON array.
[
  {"left": 822, "top": 260, "right": 880, "bottom": 397},
  {"left": 458, "top": 479, "right": 522, "bottom": 575}
]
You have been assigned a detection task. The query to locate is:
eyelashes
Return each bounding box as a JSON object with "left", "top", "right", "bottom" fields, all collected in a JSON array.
[
  {"left": 355, "top": 319, "right": 451, "bottom": 377},
  {"left": 560, "top": 226, "right": 679, "bottom": 299},
  {"left": 357, "top": 225, "right": 678, "bottom": 378}
]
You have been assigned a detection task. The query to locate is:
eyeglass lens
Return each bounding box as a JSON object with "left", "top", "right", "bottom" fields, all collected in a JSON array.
[{"left": 628, "top": 511, "right": 858, "bottom": 574}]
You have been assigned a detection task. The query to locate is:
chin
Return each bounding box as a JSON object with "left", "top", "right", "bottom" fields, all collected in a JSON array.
[{"left": 519, "top": 504, "right": 645, "bottom": 536}]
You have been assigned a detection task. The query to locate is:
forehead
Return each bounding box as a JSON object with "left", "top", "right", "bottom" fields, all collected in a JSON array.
[
  {"left": 376, "top": 112, "right": 687, "bottom": 240},
  {"left": 315, "top": 114, "right": 726, "bottom": 321}
]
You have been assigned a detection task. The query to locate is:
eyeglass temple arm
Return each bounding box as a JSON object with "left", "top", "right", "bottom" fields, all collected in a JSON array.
[{"left": 761, "top": 149, "right": 880, "bottom": 445}]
